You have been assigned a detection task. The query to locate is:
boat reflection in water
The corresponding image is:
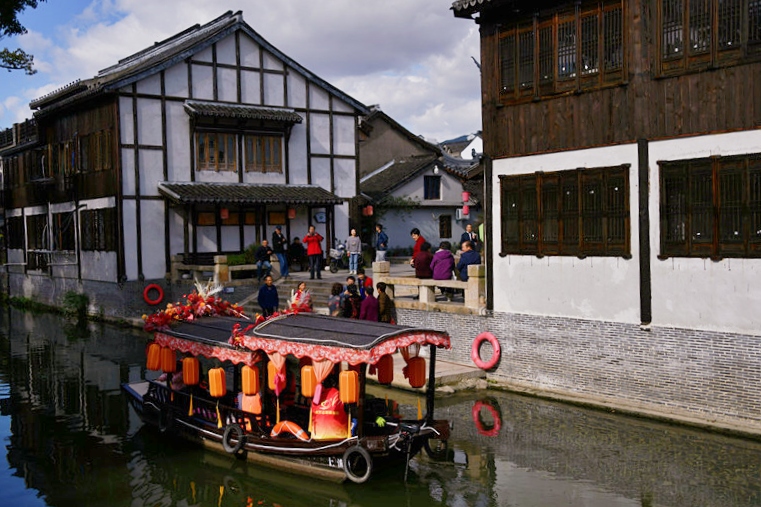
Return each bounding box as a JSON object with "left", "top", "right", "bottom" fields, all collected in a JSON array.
[{"left": 1, "top": 308, "right": 761, "bottom": 506}]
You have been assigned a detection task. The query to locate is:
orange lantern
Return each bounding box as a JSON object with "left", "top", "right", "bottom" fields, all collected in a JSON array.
[
  {"left": 241, "top": 365, "right": 260, "bottom": 395},
  {"left": 146, "top": 343, "right": 161, "bottom": 371},
  {"left": 208, "top": 367, "right": 226, "bottom": 398},
  {"left": 365, "top": 205, "right": 373, "bottom": 216},
  {"left": 376, "top": 355, "right": 394, "bottom": 385},
  {"left": 301, "top": 365, "right": 317, "bottom": 398},
  {"left": 287, "top": 208, "right": 297, "bottom": 219},
  {"left": 267, "top": 361, "right": 277, "bottom": 391},
  {"left": 407, "top": 356, "right": 427, "bottom": 388},
  {"left": 339, "top": 370, "right": 359, "bottom": 404},
  {"left": 182, "top": 357, "right": 200, "bottom": 386},
  {"left": 160, "top": 347, "right": 177, "bottom": 373}
]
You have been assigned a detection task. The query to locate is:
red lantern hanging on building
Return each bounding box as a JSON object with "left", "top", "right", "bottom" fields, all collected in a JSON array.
[
  {"left": 287, "top": 208, "right": 297, "bottom": 219},
  {"left": 462, "top": 205, "right": 470, "bottom": 216},
  {"left": 462, "top": 191, "right": 471, "bottom": 202}
]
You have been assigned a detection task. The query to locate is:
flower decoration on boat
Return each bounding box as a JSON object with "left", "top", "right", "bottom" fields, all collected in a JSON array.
[
  {"left": 229, "top": 322, "right": 255, "bottom": 347},
  {"left": 143, "top": 279, "right": 247, "bottom": 332}
]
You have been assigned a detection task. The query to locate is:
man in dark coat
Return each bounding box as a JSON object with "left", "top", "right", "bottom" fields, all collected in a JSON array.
[
  {"left": 457, "top": 241, "right": 481, "bottom": 282},
  {"left": 257, "top": 275, "right": 279, "bottom": 317},
  {"left": 271, "top": 226, "right": 289, "bottom": 279},
  {"left": 255, "top": 239, "right": 273, "bottom": 282}
]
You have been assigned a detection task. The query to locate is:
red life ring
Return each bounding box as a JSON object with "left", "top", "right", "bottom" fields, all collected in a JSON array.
[
  {"left": 472, "top": 400, "right": 502, "bottom": 437},
  {"left": 143, "top": 284, "right": 164, "bottom": 306},
  {"left": 471, "top": 332, "right": 501, "bottom": 370}
]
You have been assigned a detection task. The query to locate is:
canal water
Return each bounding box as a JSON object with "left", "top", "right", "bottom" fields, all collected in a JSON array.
[{"left": 1, "top": 307, "right": 760, "bottom": 507}]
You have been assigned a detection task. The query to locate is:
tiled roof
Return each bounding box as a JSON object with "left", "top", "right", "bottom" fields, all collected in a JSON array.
[
  {"left": 184, "top": 100, "right": 303, "bottom": 124},
  {"left": 360, "top": 155, "right": 439, "bottom": 199},
  {"left": 158, "top": 182, "right": 343, "bottom": 205}
]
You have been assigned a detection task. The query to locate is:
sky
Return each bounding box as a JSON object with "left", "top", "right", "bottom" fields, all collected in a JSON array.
[{"left": 0, "top": 0, "right": 483, "bottom": 144}]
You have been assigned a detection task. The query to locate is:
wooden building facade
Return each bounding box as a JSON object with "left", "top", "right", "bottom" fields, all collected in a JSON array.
[{"left": 0, "top": 11, "right": 367, "bottom": 313}]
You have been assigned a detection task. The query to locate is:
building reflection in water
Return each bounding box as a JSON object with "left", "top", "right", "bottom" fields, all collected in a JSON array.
[{"left": 1, "top": 307, "right": 760, "bottom": 507}]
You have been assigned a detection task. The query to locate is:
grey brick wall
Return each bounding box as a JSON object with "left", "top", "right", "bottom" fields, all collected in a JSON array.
[{"left": 399, "top": 308, "right": 761, "bottom": 430}]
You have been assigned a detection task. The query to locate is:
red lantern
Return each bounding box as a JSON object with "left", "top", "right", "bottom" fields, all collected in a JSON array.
[
  {"left": 462, "top": 205, "right": 470, "bottom": 216},
  {"left": 462, "top": 191, "right": 471, "bottom": 202},
  {"left": 220, "top": 208, "right": 229, "bottom": 220},
  {"left": 363, "top": 205, "right": 373, "bottom": 216},
  {"left": 287, "top": 208, "right": 297, "bottom": 219},
  {"left": 407, "top": 356, "right": 427, "bottom": 388},
  {"left": 376, "top": 355, "right": 394, "bottom": 385}
]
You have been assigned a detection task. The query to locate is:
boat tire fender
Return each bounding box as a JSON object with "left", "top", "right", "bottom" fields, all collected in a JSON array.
[
  {"left": 342, "top": 445, "right": 373, "bottom": 484},
  {"left": 143, "top": 284, "right": 164, "bottom": 306},
  {"left": 223, "top": 423, "right": 246, "bottom": 454},
  {"left": 471, "top": 332, "right": 501, "bottom": 370}
]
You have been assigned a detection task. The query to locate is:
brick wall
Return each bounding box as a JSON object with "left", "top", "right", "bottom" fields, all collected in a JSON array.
[{"left": 399, "top": 308, "right": 761, "bottom": 432}]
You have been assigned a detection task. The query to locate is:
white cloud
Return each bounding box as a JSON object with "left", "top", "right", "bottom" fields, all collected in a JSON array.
[{"left": 1, "top": 0, "right": 482, "bottom": 141}]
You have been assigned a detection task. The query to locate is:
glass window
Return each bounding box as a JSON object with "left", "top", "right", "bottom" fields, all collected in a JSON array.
[
  {"left": 196, "top": 132, "right": 237, "bottom": 172},
  {"left": 244, "top": 135, "right": 283, "bottom": 173},
  {"left": 424, "top": 176, "right": 441, "bottom": 200}
]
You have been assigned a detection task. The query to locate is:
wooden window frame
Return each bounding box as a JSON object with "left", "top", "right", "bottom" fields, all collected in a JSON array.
[
  {"left": 52, "top": 212, "right": 76, "bottom": 251},
  {"left": 244, "top": 134, "right": 283, "bottom": 174},
  {"left": 196, "top": 132, "right": 237, "bottom": 172},
  {"left": 498, "top": 0, "right": 625, "bottom": 104},
  {"left": 500, "top": 165, "right": 631, "bottom": 258},
  {"left": 659, "top": 154, "right": 761, "bottom": 259},
  {"left": 424, "top": 175, "right": 442, "bottom": 200},
  {"left": 80, "top": 208, "right": 117, "bottom": 252},
  {"left": 658, "top": 0, "right": 760, "bottom": 75},
  {"left": 439, "top": 215, "right": 452, "bottom": 239}
]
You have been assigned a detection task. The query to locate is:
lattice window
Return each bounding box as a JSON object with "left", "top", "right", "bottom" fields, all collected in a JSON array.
[
  {"left": 718, "top": 0, "right": 743, "bottom": 49},
  {"left": 80, "top": 207, "right": 117, "bottom": 252},
  {"left": 500, "top": 166, "right": 630, "bottom": 257},
  {"left": 689, "top": 0, "right": 711, "bottom": 53},
  {"left": 662, "top": 0, "right": 684, "bottom": 59},
  {"left": 439, "top": 215, "right": 452, "bottom": 239},
  {"left": 750, "top": 0, "right": 761, "bottom": 44},
  {"left": 539, "top": 25, "right": 554, "bottom": 82},
  {"left": 603, "top": 7, "right": 624, "bottom": 70},
  {"left": 581, "top": 14, "right": 600, "bottom": 75},
  {"left": 52, "top": 212, "right": 76, "bottom": 251},
  {"left": 244, "top": 135, "right": 282, "bottom": 173},
  {"left": 558, "top": 20, "right": 577, "bottom": 79},
  {"left": 518, "top": 29, "right": 535, "bottom": 89},
  {"left": 660, "top": 155, "right": 761, "bottom": 258},
  {"left": 196, "top": 132, "right": 236, "bottom": 172},
  {"left": 499, "top": 33, "right": 516, "bottom": 94}
]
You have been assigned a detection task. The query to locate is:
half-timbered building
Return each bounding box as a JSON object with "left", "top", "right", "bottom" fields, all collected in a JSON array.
[
  {"left": 0, "top": 11, "right": 367, "bottom": 314},
  {"left": 452, "top": 0, "right": 761, "bottom": 433}
]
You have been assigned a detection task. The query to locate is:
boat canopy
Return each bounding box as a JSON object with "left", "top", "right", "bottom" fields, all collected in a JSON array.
[{"left": 153, "top": 313, "right": 450, "bottom": 366}]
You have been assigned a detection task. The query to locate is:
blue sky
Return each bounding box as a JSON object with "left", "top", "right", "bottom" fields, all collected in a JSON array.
[{"left": 1, "top": 0, "right": 482, "bottom": 143}]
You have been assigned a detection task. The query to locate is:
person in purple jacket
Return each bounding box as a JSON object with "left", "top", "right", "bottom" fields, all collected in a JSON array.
[
  {"left": 359, "top": 286, "right": 379, "bottom": 321},
  {"left": 430, "top": 241, "right": 456, "bottom": 300}
]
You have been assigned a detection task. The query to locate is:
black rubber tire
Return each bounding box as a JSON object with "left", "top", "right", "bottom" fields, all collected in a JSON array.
[
  {"left": 158, "top": 408, "right": 173, "bottom": 433},
  {"left": 222, "top": 423, "right": 245, "bottom": 454},
  {"left": 423, "top": 437, "right": 449, "bottom": 461},
  {"left": 330, "top": 261, "right": 339, "bottom": 273},
  {"left": 342, "top": 445, "right": 373, "bottom": 484}
]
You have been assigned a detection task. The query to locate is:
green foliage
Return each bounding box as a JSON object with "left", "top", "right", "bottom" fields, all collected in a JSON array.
[
  {"left": 62, "top": 291, "right": 89, "bottom": 321},
  {"left": 1, "top": 1, "right": 46, "bottom": 75},
  {"left": 8, "top": 296, "right": 56, "bottom": 314},
  {"left": 226, "top": 252, "right": 248, "bottom": 266}
]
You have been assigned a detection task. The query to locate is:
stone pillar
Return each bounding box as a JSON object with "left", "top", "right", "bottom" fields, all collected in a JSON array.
[
  {"left": 373, "top": 260, "right": 393, "bottom": 298},
  {"left": 465, "top": 264, "right": 485, "bottom": 309},
  {"left": 171, "top": 255, "right": 183, "bottom": 283},
  {"left": 214, "top": 255, "right": 229, "bottom": 284}
]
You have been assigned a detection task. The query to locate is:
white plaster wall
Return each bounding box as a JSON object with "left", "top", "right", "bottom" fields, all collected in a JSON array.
[
  {"left": 217, "top": 67, "right": 238, "bottom": 102},
  {"left": 287, "top": 71, "right": 307, "bottom": 108},
  {"left": 648, "top": 130, "right": 761, "bottom": 335},
  {"left": 382, "top": 207, "right": 459, "bottom": 250},
  {"left": 80, "top": 251, "right": 118, "bottom": 282},
  {"left": 165, "top": 62, "right": 188, "bottom": 97},
  {"left": 240, "top": 36, "right": 260, "bottom": 67},
  {"left": 121, "top": 199, "right": 139, "bottom": 280},
  {"left": 216, "top": 35, "right": 236, "bottom": 65},
  {"left": 491, "top": 144, "right": 641, "bottom": 323},
  {"left": 333, "top": 115, "right": 356, "bottom": 156},
  {"left": 119, "top": 96, "right": 134, "bottom": 144},
  {"left": 311, "top": 157, "right": 331, "bottom": 189},
  {"left": 309, "top": 113, "right": 331, "bottom": 154},
  {"left": 194, "top": 46, "right": 213, "bottom": 63},
  {"left": 393, "top": 170, "right": 464, "bottom": 206},
  {"left": 263, "top": 73, "right": 284, "bottom": 106},
  {"left": 309, "top": 86, "right": 330, "bottom": 111},
  {"left": 242, "top": 170, "right": 286, "bottom": 184},
  {"left": 121, "top": 148, "right": 135, "bottom": 195},
  {"left": 220, "top": 226, "right": 240, "bottom": 252},
  {"left": 166, "top": 101, "right": 189, "bottom": 181},
  {"left": 333, "top": 202, "right": 350, "bottom": 242},
  {"left": 462, "top": 136, "right": 483, "bottom": 159},
  {"left": 191, "top": 64, "right": 214, "bottom": 100},
  {"left": 137, "top": 98, "right": 162, "bottom": 146},
  {"left": 241, "top": 70, "right": 261, "bottom": 104},
  {"left": 138, "top": 149, "right": 164, "bottom": 196},
  {"left": 196, "top": 226, "right": 218, "bottom": 252},
  {"left": 333, "top": 158, "right": 356, "bottom": 197},
  {"left": 168, "top": 211, "right": 185, "bottom": 259},
  {"left": 136, "top": 73, "right": 161, "bottom": 96},
  {"left": 140, "top": 200, "right": 167, "bottom": 279},
  {"left": 263, "top": 51, "right": 283, "bottom": 71},
  {"left": 288, "top": 122, "right": 308, "bottom": 184}
]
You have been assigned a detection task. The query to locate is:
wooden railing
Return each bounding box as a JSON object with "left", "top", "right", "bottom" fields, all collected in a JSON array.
[{"left": 372, "top": 261, "right": 486, "bottom": 315}]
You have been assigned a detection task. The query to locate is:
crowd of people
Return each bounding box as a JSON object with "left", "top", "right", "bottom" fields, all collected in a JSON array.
[{"left": 256, "top": 221, "right": 482, "bottom": 316}]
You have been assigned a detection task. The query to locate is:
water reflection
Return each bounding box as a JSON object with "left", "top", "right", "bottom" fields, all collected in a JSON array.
[{"left": 0, "top": 307, "right": 760, "bottom": 507}]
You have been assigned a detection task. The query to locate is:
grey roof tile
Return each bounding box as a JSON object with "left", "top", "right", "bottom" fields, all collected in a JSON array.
[{"left": 158, "top": 182, "right": 342, "bottom": 205}]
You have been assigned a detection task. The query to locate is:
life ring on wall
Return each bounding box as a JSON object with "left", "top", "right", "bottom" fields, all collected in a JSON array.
[
  {"left": 471, "top": 332, "right": 501, "bottom": 370},
  {"left": 472, "top": 400, "right": 502, "bottom": 437},
  {"left": 143, "top": 284, "right": 164, "bottom": 306}
]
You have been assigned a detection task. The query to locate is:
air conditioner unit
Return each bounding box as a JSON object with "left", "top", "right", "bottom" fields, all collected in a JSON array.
[{"left": 455, "top": 208, "right": 469, "bottom": 221}]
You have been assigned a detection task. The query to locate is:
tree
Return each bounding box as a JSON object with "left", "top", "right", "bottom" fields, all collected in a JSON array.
[{"left": 1, "top": 0, "right": 46, "bottom": 75}]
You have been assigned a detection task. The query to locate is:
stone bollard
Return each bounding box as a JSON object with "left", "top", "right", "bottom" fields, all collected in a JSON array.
[
  {"left": 372, "top": 261, "right": 393, "bottom": 298},
  {"left": 465, "top": 264, "right": 485, "bottom": 309},
  {"left": 214, "top": 255, "right": 229, "bottom": 284},
  {"left": 171, "top": 255, "right": 184, "bottom": 283}
]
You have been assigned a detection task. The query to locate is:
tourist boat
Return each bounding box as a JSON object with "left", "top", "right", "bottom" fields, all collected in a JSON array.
[{"left": 122, "top": 312, "right": 451, "bottom": 483}]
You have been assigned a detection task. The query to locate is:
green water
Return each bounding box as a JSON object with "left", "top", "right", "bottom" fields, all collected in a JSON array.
[{"left": 0, "top": 307, "right": 759, "bottom": 507}]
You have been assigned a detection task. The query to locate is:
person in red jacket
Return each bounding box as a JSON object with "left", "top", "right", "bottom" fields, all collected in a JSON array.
[{"left": 302, "top": 225, "right": 324, "bottom": 280}]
